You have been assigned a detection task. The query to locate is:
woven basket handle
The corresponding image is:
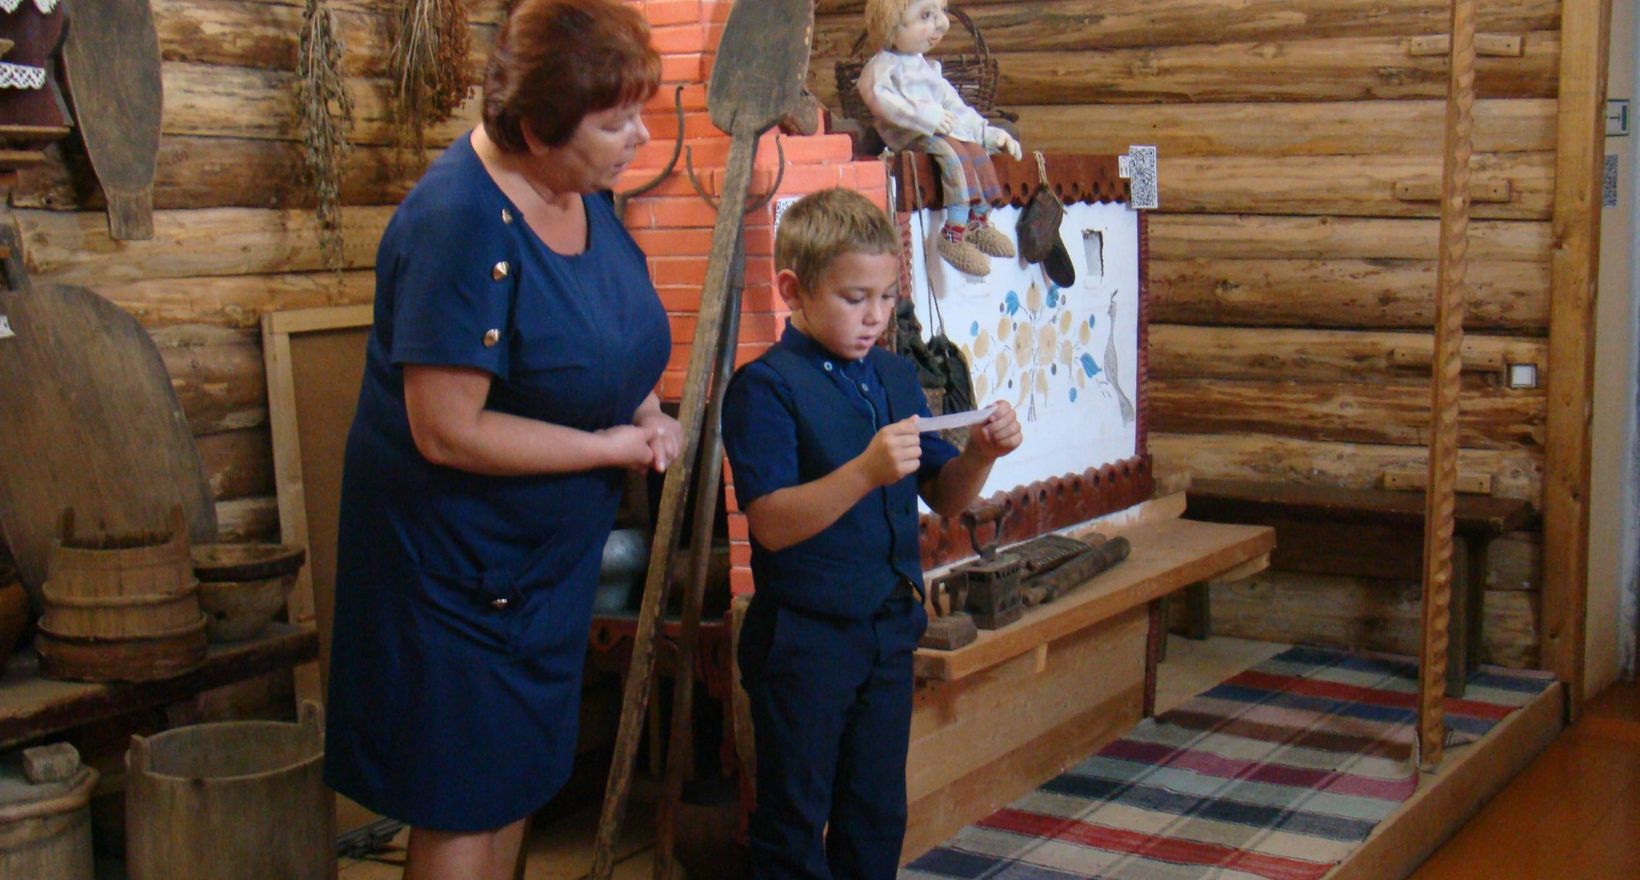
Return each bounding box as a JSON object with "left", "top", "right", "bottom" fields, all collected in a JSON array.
[
  {"left": 947, "top": 6, "right": 990, "bottom": 60},
  {"left": 849, "top": 5, "right": 991, "bottom": 59}
]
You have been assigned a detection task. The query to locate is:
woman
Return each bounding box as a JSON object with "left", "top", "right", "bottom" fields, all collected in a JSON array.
[{"left": 322, "top": 2, "right": 676, "bottom": 876}]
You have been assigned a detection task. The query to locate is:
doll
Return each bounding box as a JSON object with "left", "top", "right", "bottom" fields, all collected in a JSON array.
[{"left": 858, "top": 0, "right": 1022, "bottom": 276}]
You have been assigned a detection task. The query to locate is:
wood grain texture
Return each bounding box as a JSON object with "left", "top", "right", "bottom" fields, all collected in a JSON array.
[{"left": 1540, "top": 0, "right": 1610, "bottom": 709}]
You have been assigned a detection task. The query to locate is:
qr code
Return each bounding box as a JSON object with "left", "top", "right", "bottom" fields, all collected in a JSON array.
[
  {"left": 1125, "top": 146, "right": 1158, "bottom": 210},
  {"left": 1604, "top": 154, "right": 1619, "bottom": 208}
]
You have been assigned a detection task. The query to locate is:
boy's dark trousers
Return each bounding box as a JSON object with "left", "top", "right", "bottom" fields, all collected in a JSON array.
[{"left": 739, "top": 587, "right": 928, "bottom": 880}]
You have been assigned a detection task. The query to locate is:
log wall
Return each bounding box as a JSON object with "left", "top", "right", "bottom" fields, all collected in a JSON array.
[
  {"left": 808, "top": 0, "right": 1561, "bottom": 665},
  {"left": 2, "top": 0, "right": 1570, "bottom": 668}
]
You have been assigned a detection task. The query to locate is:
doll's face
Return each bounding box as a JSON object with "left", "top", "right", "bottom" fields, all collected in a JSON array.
[{"left": 893, "top": 0, "right": 949, "bottom": 54}]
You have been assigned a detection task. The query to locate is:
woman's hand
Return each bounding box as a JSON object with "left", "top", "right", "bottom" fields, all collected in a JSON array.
[
  {"left": 634, "top": 408, "right": 683, "bottom": 473},
  {"left": 598, "top": 425, "right": 657, "bottom": 471},
  {"left": 967, "top": 400, "right": 1022, "bottom": 460}
]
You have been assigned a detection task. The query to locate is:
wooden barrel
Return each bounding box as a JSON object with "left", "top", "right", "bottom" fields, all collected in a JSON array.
[
  {"left": 126, "top": 701, "right": 335, "bottom": 880},
  {"left": 48, "top": 508, "right": 194, "bottom": 600},
  {"left": 36, "top": 509, "right": 206, "bottom": 682},
  {"left": 0, "top": 744, "right": 98, "bottom": 880}
]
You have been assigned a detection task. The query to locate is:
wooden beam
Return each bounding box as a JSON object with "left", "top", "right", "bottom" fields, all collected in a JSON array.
[{"left": 1541, "top": 0, "right": 1612, "bottom": 713}]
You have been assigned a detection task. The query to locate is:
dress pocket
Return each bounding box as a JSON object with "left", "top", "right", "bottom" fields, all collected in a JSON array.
[{"left": 409, "top": 565, "right": 536, "bottom": 658}]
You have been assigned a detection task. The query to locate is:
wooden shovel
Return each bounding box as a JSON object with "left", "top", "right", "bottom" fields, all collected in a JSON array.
[
  {"left": 61, "top": 0, "right": 163, "bottom": 240},
  {"left": 590, "top": 3, "right": 814, "bottom": 877}
]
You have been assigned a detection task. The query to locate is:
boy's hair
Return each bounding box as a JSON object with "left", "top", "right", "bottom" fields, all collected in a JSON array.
[
  {"left": 864, "top": 0, "right": 916, "bottom": 53},
  {"left": 775, "top": 188, "right": 901, "bottom": 293}
]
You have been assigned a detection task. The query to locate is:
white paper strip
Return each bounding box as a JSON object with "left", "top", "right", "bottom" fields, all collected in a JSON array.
[{"left": 918, "top": 404, "right": 996, "bottom": 433}]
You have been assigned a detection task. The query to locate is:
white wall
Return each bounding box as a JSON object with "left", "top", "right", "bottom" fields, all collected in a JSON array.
[{"left": 1588, "top": 0, "right": 1639, "bottom": 690}]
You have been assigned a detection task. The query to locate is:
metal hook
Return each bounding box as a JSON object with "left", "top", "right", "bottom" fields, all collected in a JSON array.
[
  {"left": 613, "top": 85, "right": 687, "bottom": 218},
  {"left": 684, "top": 136, "right": 787, "bottom": 211}
]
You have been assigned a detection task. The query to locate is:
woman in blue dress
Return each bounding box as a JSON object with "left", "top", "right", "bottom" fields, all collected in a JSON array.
[{"left": 322, "top": 1, "right": 675, "bottom": 876}]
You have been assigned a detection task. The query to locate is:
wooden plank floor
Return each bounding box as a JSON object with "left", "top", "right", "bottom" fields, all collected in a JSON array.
[{"left": 1408, "top": 677, "right": 1640, "bottom": 879}]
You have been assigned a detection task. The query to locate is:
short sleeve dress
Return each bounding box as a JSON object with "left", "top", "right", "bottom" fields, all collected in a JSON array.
[{"left": 322, "top": 133, "right": 670, "bottom": 832}]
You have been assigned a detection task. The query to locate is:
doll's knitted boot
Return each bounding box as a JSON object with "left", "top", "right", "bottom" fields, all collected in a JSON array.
[
  {"left": 936, "top": 223, "right": 991, "bottom": 276},
  {"left": 965, "top": 215, "right": 1016, "bottom": 259}
]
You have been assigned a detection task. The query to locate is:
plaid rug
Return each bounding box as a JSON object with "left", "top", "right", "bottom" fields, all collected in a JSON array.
[{"left": 901, "top": 645, "right": 1557, "bottom": 880}]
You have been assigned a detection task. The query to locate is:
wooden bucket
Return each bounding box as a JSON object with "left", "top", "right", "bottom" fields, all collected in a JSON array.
[
  {"left": 0, "top": 745, "right": 98, "bottom": 880},
  {"left": 126, "top": 701, "right": 336, "bottom": 880},
  {"left": 48, "top": 508, "right": 194, "bottom": 600},
  {"left": 36, "top": 508, "right": 206, "bottom": 681}
]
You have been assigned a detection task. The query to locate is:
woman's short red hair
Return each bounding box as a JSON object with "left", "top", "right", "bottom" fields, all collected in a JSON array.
[{"left": 483, "top": 0, "right": 662, "bottom": 151}]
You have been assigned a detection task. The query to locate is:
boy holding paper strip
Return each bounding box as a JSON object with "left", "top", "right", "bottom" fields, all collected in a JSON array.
[{"left": 721, "top": 188, "right": 1021, "bottom": 879}]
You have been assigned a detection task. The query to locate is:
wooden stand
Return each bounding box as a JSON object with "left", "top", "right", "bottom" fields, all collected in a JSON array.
[{"left": 902, "top": 510, "right": 1273, "bottom": 861}]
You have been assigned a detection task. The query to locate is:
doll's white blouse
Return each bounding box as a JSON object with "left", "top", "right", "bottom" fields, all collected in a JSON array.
[{"left": 857, "top": 50, "right": 994, "bottom": 151}]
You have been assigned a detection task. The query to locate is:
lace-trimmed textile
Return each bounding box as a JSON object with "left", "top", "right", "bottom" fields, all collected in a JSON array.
[
  {"left": 0, "top": 63, "right": 46, "bottom": 90},
  {"left": 0, "top": 0, "right": 60, "bottom": 13}
]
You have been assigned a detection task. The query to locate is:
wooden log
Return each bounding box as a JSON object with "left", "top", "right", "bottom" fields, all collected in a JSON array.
[
  {"left": 14, "top": 136, "right": 427, "bottom": 212},
  {"left": 151, "top": 0, "right": 494, "bottom": 79},
  {"left": 1149, "top": 257, "right": 1548, "bottom": 330},
  {"left": 1486, "top": 532, "right": 1541, "bottom": 591},
  {"left": 811, "top": 32, "right": 1560, "bottom": 108},
  {"left": 813, "top": 0, "right": 1559, "bottom": 52},
  {"left": 1148, "top": 432, "right": 1542, "bottom": 503},
  {"left": 1150, "top": 378, "right": 1545, "bottom": 450},
  {"left": 1147, "top": 214, "right": 1552, "bottom": 261},
  {"left": 195, "top": 429, "right": 274, "bottom": 502},
  {"left": 99, "top": 271, "right": 375, "bottom": 329},
  {"left": 1156, "top": 153, "right": 1552, "bottom": 220},
  {"left": 242, "top": 0, "right": 510, "bottom": 26},
  {"left": 162, "top": 61, "right": 482, "bottom": 146},
  {"left": 14, "top": 207, "right": 392, "bottom": 284},
  {"left": 215, "top": 496, "right": 279, "bottom": 544},
  {"left": 1541, "top": 0, "right": 1607, "bottom": 707},
  {"left": 1198, "top": 570, "right": 1539, "bottom": 669},
  {"left": 1012, "top": 98, "right": 1557, "bottom": 158},
  {"left": 152, "top": 324, "right": 268, "bottom": 436},
  {"left": 1149, "top": 325, "right": 1548, "bottom": 385}
]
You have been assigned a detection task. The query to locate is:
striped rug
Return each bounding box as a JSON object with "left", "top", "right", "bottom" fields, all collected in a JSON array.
[{"left": 900, "top": 645, "right": 1557, "bottom": 880}]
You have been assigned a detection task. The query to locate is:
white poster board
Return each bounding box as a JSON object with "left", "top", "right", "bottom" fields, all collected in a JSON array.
[{"left": 906, "top": 201, "right": 1142, "bottom": 500}]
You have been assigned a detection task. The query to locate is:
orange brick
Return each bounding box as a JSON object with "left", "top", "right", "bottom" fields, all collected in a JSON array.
[
  {"left": 773, "top": 163, "right": 847, "bottom": 196},
  {"left": 643, "top": 0, "right": 701, "bottom": 27},
  {"left": 742, "top": 226, "right": 774, "bottom": 257},
  {"left": 631, "top": 227, "right": 714, "bottom": 257},
  {"left": 734, "top": 341, "right": 772, "bottom": 367},
  {"left": 854, "top": 159, "right": 888, "bottom": 188},
  {"left": 660, "top": 370, "right": 685, "bottom": 400},
  {"left": 649, "top": 109, "right": 725, "bottom": 142},
  {"left": 737, "top": 311, "right": 779, "bottom": 343},
  {"left": 730, "top": 567, "right": 756, "bottom": 596},
  {"left": 723, "top": 484, "right": 738, "bottom": 510},
  {"left": 650, "top": 23, "right": 709, "bottom": 54},
  {"left": 668, "top": 313, "right": 698, "bottom": 340},
  {"left": 650, "top": 256, "right": 709, "bottom": 286},
  {"left": 729, "top": 541, "right": 752, "bottom": 566},
  {"left": 647, "top": 196, "right": 719, "bottom": 228},
  {"left": 656, "top": 286, "right": 702, "bottom": 312},
  {"left": 727, "top": 512, "right": 749, "bottom": 541},
  {"left": 660, "top": 53, "right": 704, "bottom": 82},
  {"left": 643, "top": 83, "right": 708, "bottom": 115},
  {"left": 740, "top": 283, "right": 782, "bottom": 313}
]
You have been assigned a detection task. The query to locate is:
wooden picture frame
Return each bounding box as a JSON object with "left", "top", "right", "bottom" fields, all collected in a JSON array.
[{"left": 260, "top": 304, "right": 373, "bottom": 700}]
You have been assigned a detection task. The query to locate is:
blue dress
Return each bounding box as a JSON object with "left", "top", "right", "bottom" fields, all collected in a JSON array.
[{"left": 323, "top": 133, "right": 670, "bottom": 831}]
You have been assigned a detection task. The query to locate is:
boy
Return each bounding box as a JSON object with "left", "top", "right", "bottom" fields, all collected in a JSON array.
[{"left": 721, "top": 187, "right": 1022, "bottom": 879}]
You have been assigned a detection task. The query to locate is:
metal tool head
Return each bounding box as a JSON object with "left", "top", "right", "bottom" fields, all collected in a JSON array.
[{"left": 706, "top": 0, "right": 815, "bottom": 137}]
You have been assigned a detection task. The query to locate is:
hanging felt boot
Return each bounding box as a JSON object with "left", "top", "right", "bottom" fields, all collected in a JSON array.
[
  {"left": 935, "top": 222, "right": 991, "bottom": 276},
  {"left": 964, "top": 211, "right": 1016, "bottom": 259}
]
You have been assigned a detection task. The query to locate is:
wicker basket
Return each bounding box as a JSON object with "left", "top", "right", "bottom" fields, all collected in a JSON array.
[{"left": 835, "top": 5, "right": 1015, "bottom": 133}]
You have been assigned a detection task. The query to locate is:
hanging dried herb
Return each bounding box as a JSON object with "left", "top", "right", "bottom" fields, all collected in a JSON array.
[
  {"left": 296, "top": 0, "right": 355, "bottom": 270},
  {"left": 388, "top": 0, "right": 472, "bottom": 164}
]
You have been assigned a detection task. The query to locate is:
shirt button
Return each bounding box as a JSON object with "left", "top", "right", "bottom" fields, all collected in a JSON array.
[
  {"left": 823, "top": 362, "right": 834, "bottom": 372},
  {"left": 483, "top": 329, "right": 501, "bottom": 347},
  {"left": 492, "top": 261, "right": 510, "bottom": 281},
  {"left": 490, "top": 597, "right": 510, "bottom": 610},
  {"left": 860, "top": 383, "right": 869, "bottom": 391},
  {"left": 501, "top": 208, "right": 513, "bottom": 224}
]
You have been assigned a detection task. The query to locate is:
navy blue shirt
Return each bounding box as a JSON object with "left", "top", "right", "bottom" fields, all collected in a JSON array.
[{"left": 722, "top": 323, "right": 959, "bottom": 618}]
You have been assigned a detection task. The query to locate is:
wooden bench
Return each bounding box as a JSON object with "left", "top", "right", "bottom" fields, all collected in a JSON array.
[
  {"left": 899, "top": 511, "right": 1274, "bottom": 859},
  {"left": 1184, "top": 479, "right": 1535, "bottom": 695}
]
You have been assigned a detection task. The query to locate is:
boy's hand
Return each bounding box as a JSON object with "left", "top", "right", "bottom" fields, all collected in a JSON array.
[
  {"left": 860, "top": 417, "right": 923, "bottom": 487},
  {"left": 967, "top": 401, "right": 1022, "bottom": 460},
  {"left": 597, "top": 424, "right": 657, "bottom": 471}
]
